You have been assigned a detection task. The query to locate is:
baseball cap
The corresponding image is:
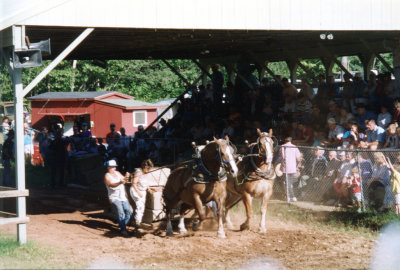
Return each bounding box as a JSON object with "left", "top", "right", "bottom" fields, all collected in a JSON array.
[{"left": 105, "top": 160, "right": 117, "bottom": 167}]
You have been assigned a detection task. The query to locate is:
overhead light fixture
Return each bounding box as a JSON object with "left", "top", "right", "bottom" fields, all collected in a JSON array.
[
  {"left": 200, "top": 50, "right": 210, "bottom": 55},
  {"left": 320, "top": 32, "right": 334, "bottom": 40}
]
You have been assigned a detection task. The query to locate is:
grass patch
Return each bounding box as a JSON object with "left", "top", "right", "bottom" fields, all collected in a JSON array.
[
  {"left": 0, "top": 233, "right": 83, "bottom": 269},
  {"left": 230, "top": 199, "right": 399, "bottom": 236},
  {"left": 328, "top": 208, "right": 399, "bottom": 231}
]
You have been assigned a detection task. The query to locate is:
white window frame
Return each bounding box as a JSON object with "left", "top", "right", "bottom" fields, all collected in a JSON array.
[{"left": 133, "top": 110, "right": 147, "bottom": 127}]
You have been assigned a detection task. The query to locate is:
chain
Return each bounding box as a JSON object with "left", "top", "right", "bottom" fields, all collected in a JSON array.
[{"left": 235, "top": 173, "right": 249, "bottom": 186}]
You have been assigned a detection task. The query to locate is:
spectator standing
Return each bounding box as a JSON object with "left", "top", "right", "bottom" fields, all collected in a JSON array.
[
  {"left": 1, "top": 130, "right": 14, "bottom": 187},
  {"left": 79, "top": 122, "right": 92, "bottom": 138},
  {"left": 384, "top": 156, "right": 400, "bottom": 216},
  {"left": 299, "top": 78, "right": 314, "bottom": 101},
  {"left": 369, "top": 152, "right": 392, "bottom": 210},
  {"left": 334, "top": 151, "right": 356, "bottom": 206},
  {"left": 104, "top": 159, "right": 131, "bottom": 236},
  {"left": 211, "top": 64, "right": 224, "bottom": 109},
  {"left": 1, "top": 116, "right": 10, "bottom": 141},
  {"left": 106, "top": 123, "right": 118, "bottom": 148},
  {"left": 321, "top": 150, "right": 341, "bottom": 203},
  {"left": 49, "top": 129, "right": 69, "bottom": 187},
  {"left": 341, "top": 74, "right": 354, "bottom": 112},
  {"left": 347, "top": 167, "right": 362, "bottom": 212},
  {"left": 280, "top": 137, "right": 302, "bottom": 202},
  {"left": 383, "top": 38, "right": 400, "bottom": 96}
]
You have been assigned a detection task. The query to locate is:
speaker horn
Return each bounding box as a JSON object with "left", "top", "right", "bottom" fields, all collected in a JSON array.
[
  {"left": 13, "top": 49, "right": 42, "bottom": 68},
  {"left": 29, "top": 39, "right": 51, "bottom": 55}
]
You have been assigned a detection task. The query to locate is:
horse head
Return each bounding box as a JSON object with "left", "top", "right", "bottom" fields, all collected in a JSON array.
[
  {"left": 256, "top": 128, "right": 275, "bottom": 163},
  {"left": 213, "top": 136, "right": 238, "bottom": 177}
]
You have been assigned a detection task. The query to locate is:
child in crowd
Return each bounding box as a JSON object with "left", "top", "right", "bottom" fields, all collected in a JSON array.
[
  {"left": 384, "top": 156, "right": 400, "bottom": 216},
  {"left": 346, "top": 167, "right": 362, "bottom": 212},
  {"left": 383, "top": 123, "right": 399, "bottom": 148}
]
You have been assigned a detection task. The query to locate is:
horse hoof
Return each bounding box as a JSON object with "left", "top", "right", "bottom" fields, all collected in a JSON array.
[
  {"left": 179, "top": 229, "right": 187, "bottom": 235},
  {"left": 259, "top": 228, "right": 267, "bottom": 234},
  {"left": 226, "top": 223, "right": 234, "bottom": 230},
  {"left": 192, "top": 222, "right": 200, "bottom": 231},
  {"left": 240, "top": 224, "right": 249, "bottom": 231},
  {"left": 217, "top": 232, "right": 226, "bottom": 238},
  {"left": 166, "top": 230, "right": 174, "bottom": 236}
]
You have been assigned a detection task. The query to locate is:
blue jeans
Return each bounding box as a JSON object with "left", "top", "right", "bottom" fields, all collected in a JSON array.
[
  {"left": 111, "top": 200, "right": 132, "bottom": 232},
  {"left": 2, "top": 159, "right": 11, "bottom": 187},
  {"left": 383, "top": 185, "right": 394, "bottom": 208}
]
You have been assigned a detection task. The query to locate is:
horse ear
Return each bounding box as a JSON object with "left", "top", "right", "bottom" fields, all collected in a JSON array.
[
  {"left": 269, "top": 128, "right": 273, "bottom": 137},
  {"left": 213, "top": 137, "right": 219, "bottom": 144},
  {"left": 257, "top": 128, "right": 262, "bottom": 136}
]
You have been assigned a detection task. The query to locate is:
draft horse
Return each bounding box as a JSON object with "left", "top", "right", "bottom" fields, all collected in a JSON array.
[
  {"left": 225, "top": 129, "right": 278, "bottom": 233},
  {"left": 163, "top": 136, "right": 238, "bottom": 238}
]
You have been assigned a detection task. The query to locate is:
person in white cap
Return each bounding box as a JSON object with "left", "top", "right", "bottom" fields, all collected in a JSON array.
[{"left": 104, "top": 159, "right": 132, "bottom": 236}]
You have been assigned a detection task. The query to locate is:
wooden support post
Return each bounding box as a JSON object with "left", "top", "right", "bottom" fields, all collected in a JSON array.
[
  {"left": 319, "top": 44, "right": 354, "bottom": 79},
  {"left": 193, "top": 59, "right": 212, "bottom": 79},
  {"left": 296, "top": 60, "right": 317, "bottom": 84},
  {"left": 258, "top": 67, "right": 266, "bottom": 82},
  {"left": 358, "top": 53, "right": 375, "bottom": 80},
  {"left": 265, "top": 63, "right": 284, "bottom": 87},
  {"left": 360, "top": 39, "right": 394, "bottom": 74},
  {"left": 224, "top": 63, "right": 235, "bottom": 84},
  {"left": 286, "top": 59, "right": 298, "bottom": 84}
]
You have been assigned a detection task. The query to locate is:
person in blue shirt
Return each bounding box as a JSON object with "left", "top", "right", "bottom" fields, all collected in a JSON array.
[
  {"left": 355, "top": 104, "right": 377, "bottom": 130},
  {"left": 359, "top": 119, "right": 386, "bottom": 149}
]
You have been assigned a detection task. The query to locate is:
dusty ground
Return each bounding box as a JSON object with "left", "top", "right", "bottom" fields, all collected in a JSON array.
[{"left": 1, "top": 187, "right": 375, "bottom": 270}]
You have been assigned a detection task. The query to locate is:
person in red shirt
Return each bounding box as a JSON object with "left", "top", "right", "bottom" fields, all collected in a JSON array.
[
  {"left": 106, "top": 123, "right": 118, "bottom": 147},
  {"left": 346, "top": 167, "right": 362, "bottom": 212}
]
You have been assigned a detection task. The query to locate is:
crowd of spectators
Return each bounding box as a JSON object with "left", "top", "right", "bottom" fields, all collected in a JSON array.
[{"left": 1, "top": 57, "right": 400, "bottom": 214}]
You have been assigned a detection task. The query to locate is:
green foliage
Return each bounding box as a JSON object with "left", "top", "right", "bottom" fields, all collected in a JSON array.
[
  {"left": 0, "top": 53, "right": 395, "bottom": 102},
  {"left": 267, "top": 61, "right": 290, "bottom": 79}
]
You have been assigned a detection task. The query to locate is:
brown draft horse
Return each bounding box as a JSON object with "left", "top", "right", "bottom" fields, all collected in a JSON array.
[
  {"left": 225, "top": 129, "right": 278, "bottom": 233},
  {"left": 163, "top": 136, "right": 238, "bottom": 238}
]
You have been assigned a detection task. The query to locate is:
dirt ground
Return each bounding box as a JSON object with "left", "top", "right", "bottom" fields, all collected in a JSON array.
[{"left": 1, "top": 187, "right": 376, "bottom": 270}]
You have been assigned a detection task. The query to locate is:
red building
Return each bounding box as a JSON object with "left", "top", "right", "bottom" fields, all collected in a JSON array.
[{"left": 28, "top": 91, "right": 162, "bottom": 137}]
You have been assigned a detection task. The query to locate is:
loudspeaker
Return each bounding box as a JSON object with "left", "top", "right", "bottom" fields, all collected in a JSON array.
[
  {"left": 30, "top": 39, "right": 51, "bottom": 55},
  {"left": 13, "top": 49, "right": 42, "bottom": 68}
]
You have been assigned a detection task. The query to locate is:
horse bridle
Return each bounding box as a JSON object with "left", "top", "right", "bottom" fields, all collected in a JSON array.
[{"left": 216, "top": 140, "right": 237, "bottom": 171}]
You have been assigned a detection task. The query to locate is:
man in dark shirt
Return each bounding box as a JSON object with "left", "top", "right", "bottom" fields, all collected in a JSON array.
[{"left": 2, "top": 130, "right": 14, "bottom": 187}]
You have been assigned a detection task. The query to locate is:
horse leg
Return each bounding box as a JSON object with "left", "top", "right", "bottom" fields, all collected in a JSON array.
[
  {"left": 259, "top": 194, "right": 269, "bottom": 233},
  {"left": 166, "top": 212, "right": 174, "bottom": 236},
  {"left": 240, "top": 192, "right": 253, "bottom": 231},
  {"left": 224, "top": 193, "right": 241, "bottom": 230},
  {"left": 192, "top": 193, "right": 205, "bottom": 231},
  {"left": 215, "top": 197, "right": 226, "bottom": 238},
  {"left": 178, "top": 203, "right": 191, "bottom": 235}
]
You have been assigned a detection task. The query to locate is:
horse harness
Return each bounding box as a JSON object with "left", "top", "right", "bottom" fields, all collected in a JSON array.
[
  {"left": 189, "top": 144, "right": 229, "bottom": 185},
  {"left": 235, "top": 140, "right": 276, "bottom": 185}
]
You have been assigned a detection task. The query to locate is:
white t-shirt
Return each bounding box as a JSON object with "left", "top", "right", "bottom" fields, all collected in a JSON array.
[{"left": 106, "top": 173, "right": 128, "bottom": 203}]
